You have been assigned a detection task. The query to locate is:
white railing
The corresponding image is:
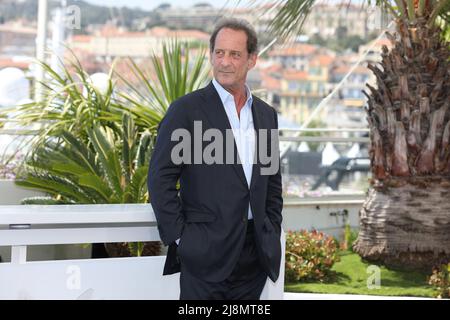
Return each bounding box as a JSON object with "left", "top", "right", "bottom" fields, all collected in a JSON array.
[
  {"left": 278, "top": 128, "right": 370, "bottom": 158},
  {"left": 0, "top": 203, "right": 285, "bottom": 300},
  {"left": 0, "top": 127, "right": 370, "bottom": 159}
]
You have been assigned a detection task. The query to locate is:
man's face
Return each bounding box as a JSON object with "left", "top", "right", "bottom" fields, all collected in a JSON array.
[{"left": 210, "top": 28, "right": 257, "bottom": 91}]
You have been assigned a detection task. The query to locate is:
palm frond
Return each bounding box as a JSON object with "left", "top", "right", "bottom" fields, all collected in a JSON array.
[
  {"left": 20, "top": 196, "right": 73, "bottom": 205},
  {"left": 114, "top": 40, "right": 209, "bottom": 115},
  {"left": 125, "top": 166, "right": 149, "bottom": 203},
  {"left": 121, "top": 113, "right": 136, "bottom": 185},
  {"left": 265, "top": 0, "right": 317, "bottom": 41},
  {"left": 136, "top": 131, "right": 154, "bottom": 168},
  {"left": 87, "top": 126, "right": 123, "bottom": 195},
  {"left": 15, "top": 173, "right": 94, "bottom": 203},
  {"left": 77, "top": 174, "right": 114, "bottom": 202}
]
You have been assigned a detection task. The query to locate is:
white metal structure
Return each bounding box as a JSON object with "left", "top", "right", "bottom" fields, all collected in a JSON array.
[
  {"left": 0, "top": 203, "right": 285, "bottom": 300},
  {"left": 35, "top": 0, "right": 48, "bottom": 102}
]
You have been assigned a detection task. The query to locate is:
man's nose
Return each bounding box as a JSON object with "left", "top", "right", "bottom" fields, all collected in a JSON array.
[{"left": 220, "top": 53, "right": 232, "bottom": 67}]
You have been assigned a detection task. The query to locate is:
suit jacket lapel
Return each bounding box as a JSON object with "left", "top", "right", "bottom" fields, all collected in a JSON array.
[{"left": 250, "top": 99, "right": 263, "bottom": 191}]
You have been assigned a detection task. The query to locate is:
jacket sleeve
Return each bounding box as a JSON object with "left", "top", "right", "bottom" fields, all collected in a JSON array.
[
  {"left": 265, "top": 108, "right": 283, "bottom": 234},
  {"left": 147, "top": 101, "right": 188, "bottom": 246}
]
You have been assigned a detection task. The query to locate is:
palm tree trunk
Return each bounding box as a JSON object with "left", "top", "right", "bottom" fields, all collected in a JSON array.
[
  {"left": 355, "top": 10, "right": 450, "bottom": 270},
  {"left": 258, "top": 0, "right": 450, "bottom": 270},
  {"left": 354, "top": 177, "right": 450, "bottom": 270}
]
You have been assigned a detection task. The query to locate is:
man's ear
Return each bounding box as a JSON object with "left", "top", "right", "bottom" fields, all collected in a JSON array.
[
  {"left": 209, "top": 50, "right": 214, "bottom": 66},
  {"left": 248, "top": 53, "right": 257, "bottom": 70}
]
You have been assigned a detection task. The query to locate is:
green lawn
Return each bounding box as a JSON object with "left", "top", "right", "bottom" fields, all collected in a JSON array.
[{"left": 285, "top": 251, "right": 436, "bottom": 298}]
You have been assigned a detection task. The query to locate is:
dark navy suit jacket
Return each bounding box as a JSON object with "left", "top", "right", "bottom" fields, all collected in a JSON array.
[{"left": 147, "top": 81, "right": 283, "bottom": 283}]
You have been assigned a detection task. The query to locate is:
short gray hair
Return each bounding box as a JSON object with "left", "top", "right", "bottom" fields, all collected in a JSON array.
[{"left": 209, "top": 17, "right": 258, "bottom": 55}]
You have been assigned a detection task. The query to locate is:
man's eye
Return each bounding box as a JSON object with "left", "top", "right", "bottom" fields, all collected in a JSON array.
[{"left": 232, "top": 52, "right": 241, "bottom": 58}]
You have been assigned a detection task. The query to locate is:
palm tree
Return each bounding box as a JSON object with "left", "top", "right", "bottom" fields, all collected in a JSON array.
[
  {"left": 16, "top": 114, "right": 151, "bottom": 205},
  {"left": 253, "top": 0, "right": 450, "bottom": 270},
  {"left": 16, "top": 113, "right": 160, "bottom": 256},
  {"left": 10, "top": 41, "right": 210, "bottom": 257},
  {"left": 108, "top": 40, "right": 210, "bottom": 131},
  {"left": 4, "top": 42, "right": 209, "bottom": 163}
]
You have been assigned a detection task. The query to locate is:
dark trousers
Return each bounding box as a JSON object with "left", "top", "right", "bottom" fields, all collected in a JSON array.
[{"left": 179, "top": 220, "right": 267, "bottom": 300}]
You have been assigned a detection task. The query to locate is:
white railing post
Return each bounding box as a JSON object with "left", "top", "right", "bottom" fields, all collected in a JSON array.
[
  {"left": 11, "top": 246, "right": 27, "bottom": 264},
  {"left": 9, "top": 224, "right": 31, "bottom": 264}
]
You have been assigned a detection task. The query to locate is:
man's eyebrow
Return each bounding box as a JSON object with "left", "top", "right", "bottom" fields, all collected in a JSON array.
[{"left": 214, "top": 49, "right": 242, "bottom": 53}]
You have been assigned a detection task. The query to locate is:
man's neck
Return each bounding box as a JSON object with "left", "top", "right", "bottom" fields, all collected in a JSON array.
[
  {"left": 213, "top": 79, "right": 251, "bottom": 119},
  {"left": 227, "top": 86, "right": 247, "bottom": 119},
  {"left": 223, "top": 84, "right": 247, "bottom": 102},
  {"left": 214, "top": 80, "right": 248, "bottom": 111}
]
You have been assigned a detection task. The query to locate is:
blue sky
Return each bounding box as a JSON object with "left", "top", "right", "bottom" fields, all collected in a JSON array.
[{"left": 84, "top": 0, "right": 243, "bottom": 11}]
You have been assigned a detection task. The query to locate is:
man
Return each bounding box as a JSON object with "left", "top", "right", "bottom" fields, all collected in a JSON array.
[{"left": 147, "top": 18, "right": 283, "bottom": 300}]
